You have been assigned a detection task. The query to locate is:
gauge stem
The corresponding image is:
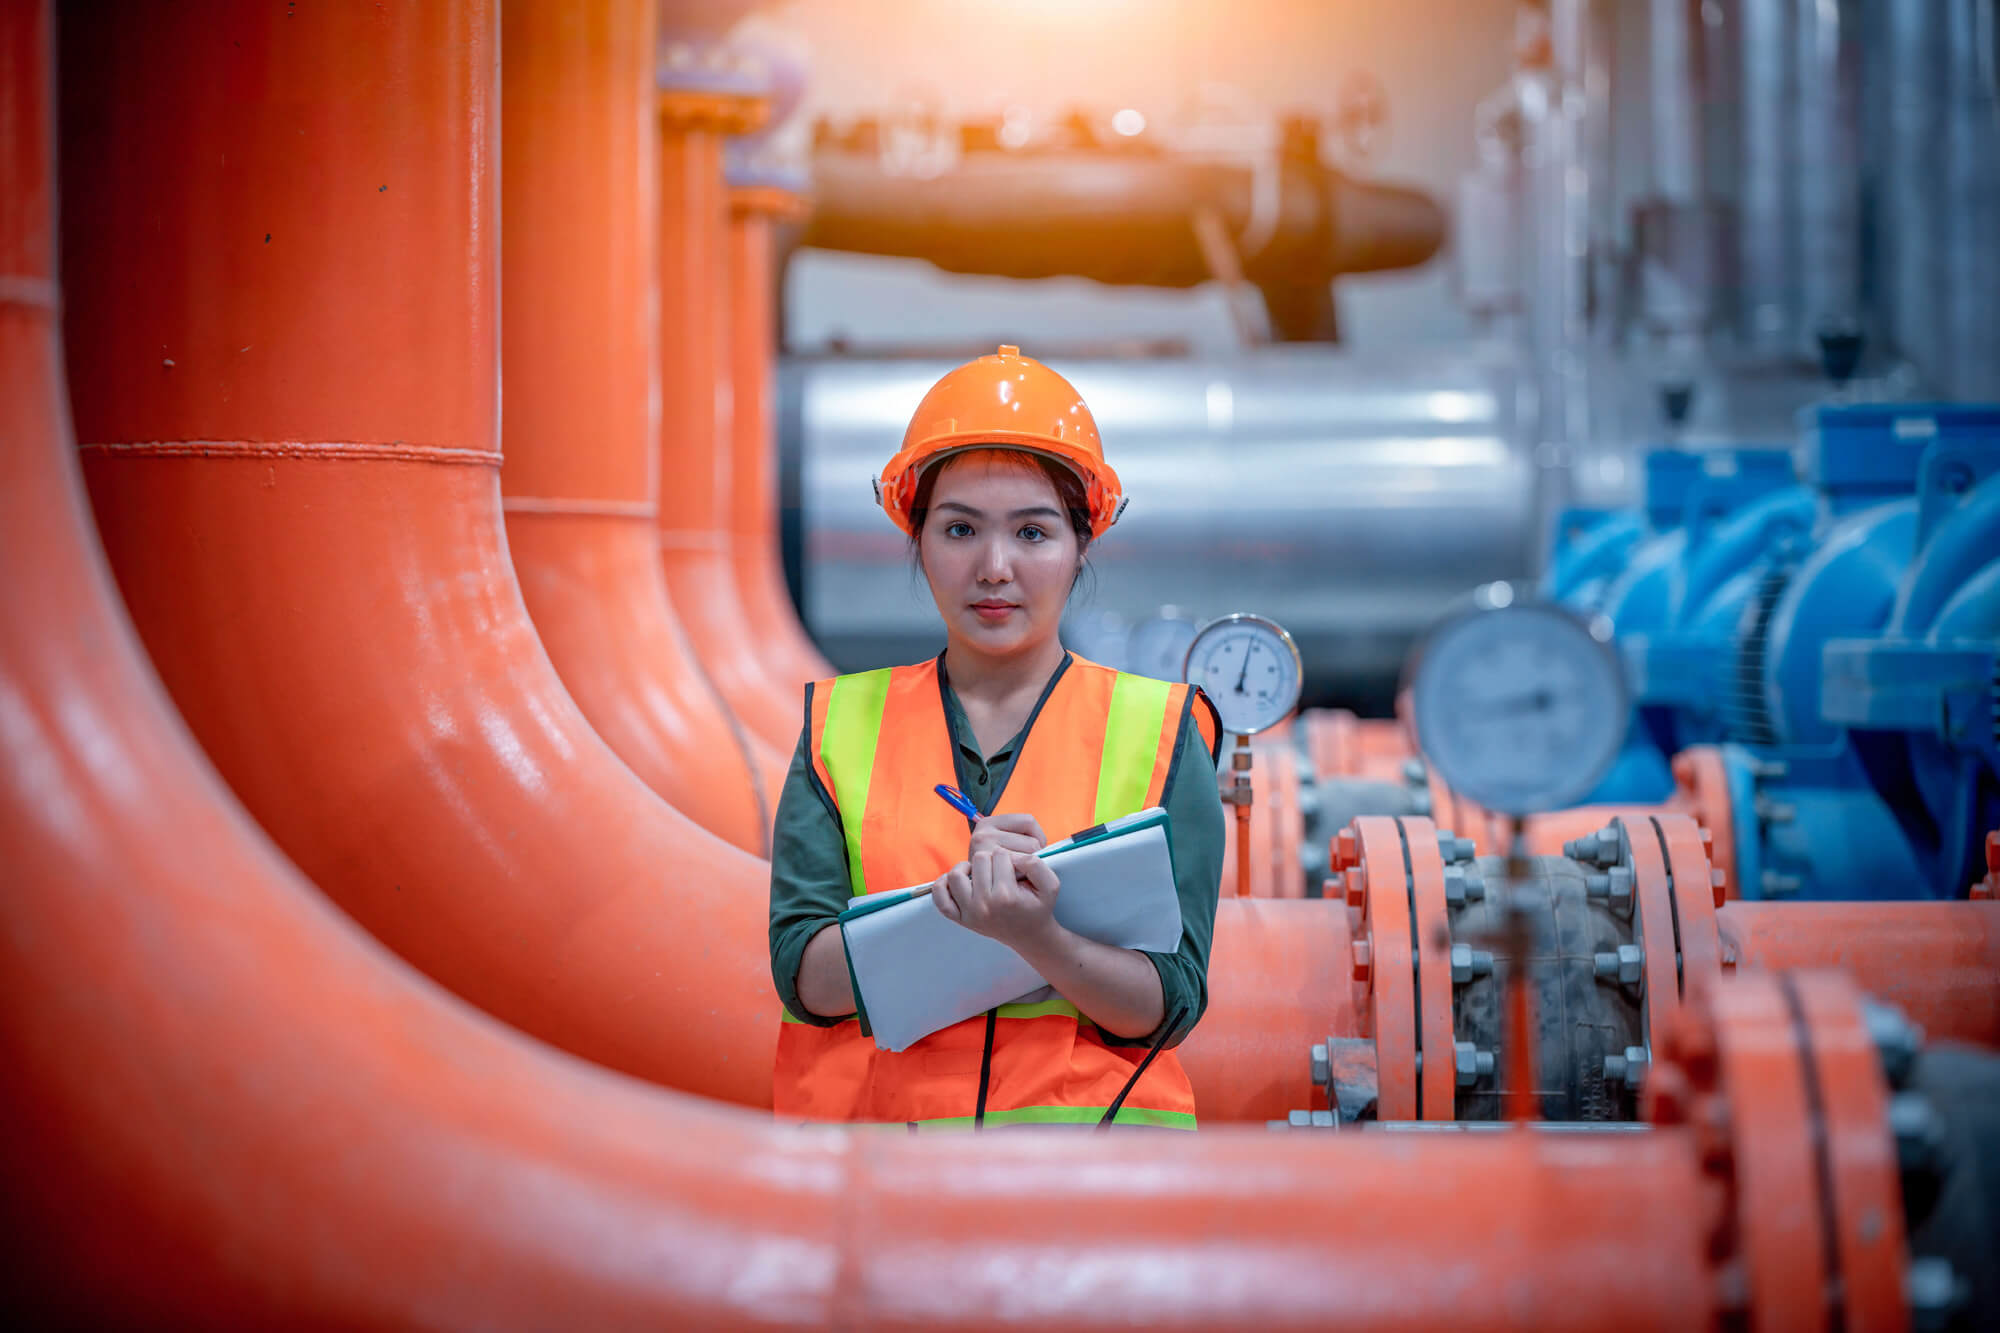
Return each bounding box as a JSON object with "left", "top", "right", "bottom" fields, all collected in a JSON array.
[{"left": 1501, "top": 814, "right": 1539, "bottom": 1123}]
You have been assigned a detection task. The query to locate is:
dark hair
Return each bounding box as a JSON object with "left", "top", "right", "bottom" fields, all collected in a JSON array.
[{"left": 907, "top": 448, "right": 1093, "bottom": 552}]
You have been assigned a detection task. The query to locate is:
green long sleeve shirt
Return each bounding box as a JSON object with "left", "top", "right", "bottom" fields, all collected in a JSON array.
[{"left": 767, "top": 653, "right": 1225, "bottom": 1049}]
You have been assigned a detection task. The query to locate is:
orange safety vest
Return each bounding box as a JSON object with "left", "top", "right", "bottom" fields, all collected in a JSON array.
[{"left": 774, "top": 654, "right": 1219, "bottom": 1130}]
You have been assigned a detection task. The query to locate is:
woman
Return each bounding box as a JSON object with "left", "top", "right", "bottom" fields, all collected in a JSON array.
[{"left": 768, "top": 345, "right": 1225, "bottom": 1130}]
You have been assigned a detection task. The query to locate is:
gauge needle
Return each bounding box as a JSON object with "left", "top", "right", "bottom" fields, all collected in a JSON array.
[
  {"left": 1484, "top": 689, "right": 1555, "bottom": 717},
  {"left": 1234, "top": 645, "right": 1252, "bottom": 694}
]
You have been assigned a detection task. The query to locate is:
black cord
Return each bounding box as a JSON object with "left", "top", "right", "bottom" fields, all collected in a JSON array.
[
  {"left": 973, "top": 1008, "right": 998, "bottom": 1128},
  {"left": 1098, "top": 1003, "right": 1187, "bottom": 1129}
]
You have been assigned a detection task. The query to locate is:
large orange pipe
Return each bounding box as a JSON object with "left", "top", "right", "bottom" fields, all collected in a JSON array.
[
  {"left": 1721, "top": 900, "right": 2000, "bottom": 1045},
  {"left": 7, "top": 20, "right": 1731, "bottom": 1308},
  {"left": 498, "top": 0, "right": 778, "bottom": 854},
  {"left": 48, "top": 0, "right": 1361, "bottom": 1128},
  {"left": 726, "top": 169, "right": 833, "bottom": 688},
  {"left": 657, "top": 73, "right": 804, "bottom": 756},
  {"left": 59, "top": 0, "right": 777, "bottom": 1105}
]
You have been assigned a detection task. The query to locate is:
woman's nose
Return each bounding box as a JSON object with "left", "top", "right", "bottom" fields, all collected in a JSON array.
[{"left": 976, "top": 538, "right": 1011, "bottom": 582}]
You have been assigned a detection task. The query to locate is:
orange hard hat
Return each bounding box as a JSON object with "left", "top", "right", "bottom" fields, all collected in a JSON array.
[{"left": 875, "top": 345, "right": 1126, "bottom": 537}]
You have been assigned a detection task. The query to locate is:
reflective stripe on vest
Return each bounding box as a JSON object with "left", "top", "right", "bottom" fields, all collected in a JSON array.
[{"left": 780, "top": 654, "right": 1203, "bottom": 1128}]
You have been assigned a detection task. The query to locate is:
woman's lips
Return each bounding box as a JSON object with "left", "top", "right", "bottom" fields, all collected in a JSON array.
[{"left": 972, "top": 602, "right": 1017, "bottom": 622}]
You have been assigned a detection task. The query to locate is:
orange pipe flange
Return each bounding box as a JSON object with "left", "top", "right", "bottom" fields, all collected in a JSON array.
[
  {"left": 726, "top": 176, "right": 833, "bottom": 689},
  {"left": 1646, "top": 971, "right": 1908, "bottom": 1332},
  {"left": 656, "top": 76, "right": 802, "bottom": 757},
  {"left": 497, "top": 0, "right": 778, "bottom": 854},
  {"left": 59, "top": 0, "right": 777, "bottom": 1105}
]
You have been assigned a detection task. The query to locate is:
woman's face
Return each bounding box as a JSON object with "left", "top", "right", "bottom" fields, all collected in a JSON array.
[{"left": 918, "top": 453, "right": 1081, "bottom": 662}]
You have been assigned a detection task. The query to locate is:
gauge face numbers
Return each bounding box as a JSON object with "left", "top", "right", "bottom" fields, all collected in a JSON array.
[
  {"left": 1128, "top": 613, "right": 1198, "bottom": 683},
  {"left": 1410, "top": 603, "right": 1627, "bottom": 815},
  {"left": 1184, "top": 614, "right": 1302, "bottom": 736}
]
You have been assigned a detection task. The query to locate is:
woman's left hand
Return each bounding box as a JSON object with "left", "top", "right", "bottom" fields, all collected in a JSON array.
[{"left": 933, "top": 848, "right": 1060, "bottom": 949}]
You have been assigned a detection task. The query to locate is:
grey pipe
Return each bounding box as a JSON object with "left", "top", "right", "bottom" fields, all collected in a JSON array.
[
  {"left": 1738, "top": 0, "right": 1797, "bottom": 351},
  {"left": 1651, "top": 0, "right": 1706, "bottom": 203},
  {"left": 1885, "top": 2, "right": 1948, "bottom": 387},
  {"left": 1944, "top": 0, "right": 2000, "bottom": 399},
  {"left": 1794, "top": 0, "right": 1863, "bottom": 347}
]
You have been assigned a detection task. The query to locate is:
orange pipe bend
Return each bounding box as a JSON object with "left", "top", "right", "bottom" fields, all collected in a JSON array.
[
  {"left": 727, "top": 177, "right": 834, "bottom": 689},
  {"left": 58, "top": 0, "right": 776, "bottom": 1106},
  {"left": 44, "top": 0, "right": 1366, "bottom": 1129},
  {"left": 657, "top": 83, "right": 804, "bottom": 757},
  {"left": 498, "top": 0, "right": 778, "bottom": 854},
  {"left": 9, "top": 22, "right": 1730, "bottom": 1310}
]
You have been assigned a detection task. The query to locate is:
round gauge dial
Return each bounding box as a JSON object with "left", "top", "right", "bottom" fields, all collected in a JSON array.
[
  {"left": 1127, "top": 608, "right": 1198, "bottom": 683},
  {"left": 1407, "top": 593, "right": 1627, "bottom": 815},
  {"left": 1183, "top": 613, "right": 1302, "bottom": 736}
]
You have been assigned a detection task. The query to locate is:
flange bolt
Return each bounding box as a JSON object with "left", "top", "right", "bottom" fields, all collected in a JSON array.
[
  {"left": 1584, "top": 864, "right": 1634, "bottom": 910},
  {"left": 1450, "top": 942, "right": 1494, "bottom": 984},
  {"left": 1603, "top": 1045, "right": 1649, "bottom": 1090},
  {"left": 1310, "top": 1042, "right": 1330, "bottom": 1088},
  {"left": 1906, "top": 1258, "right": 1965, "bottom": 1333},
  {"left": 1401, "top": 758, "right": 1427, "bottom": 787},
  {"left": 1436, "top": 830, "right": 1476, "bottom": 864},
  {"left": 1443, "top": 862, "right": 1487, "bottom": 907},
  {"left": 1454, "top": 1041, "right": 1494, "bottom": 1087},
  {"left": 1888, "top": 1093, "right": 1948, "bottom": 1178},
  {"left": 1860, "top": 1000, "right": 1924, "bottom": 1090},
  {"left": 1564, "top": 825, "right": 1624, "bottom": 867},
  {"left": 1593, "top": 944, "right": 1644, "bottom": 986}
]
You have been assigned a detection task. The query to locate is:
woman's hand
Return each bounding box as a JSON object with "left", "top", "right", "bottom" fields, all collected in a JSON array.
[
  {"left": 966, "top": 811, "right": 1046, "bottom": 860},
  {"left": 933, "top": 848, "right": 1060, "bottom": 950}
]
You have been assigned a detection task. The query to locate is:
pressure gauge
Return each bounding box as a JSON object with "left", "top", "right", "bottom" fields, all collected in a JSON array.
[
  {"left": 1127, "top": 607, "right": 1198, "bottom": 683},
  {"left": 1405, "top": 587, "right": 1628, "bottom": 815},
  {"left": 1183, "top": 613, "right": 1303, "bottom": 736}
]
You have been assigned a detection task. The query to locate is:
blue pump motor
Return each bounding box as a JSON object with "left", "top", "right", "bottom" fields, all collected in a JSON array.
[{"left": 1708, "top": 404, "right": 2000, "bottom": 899}]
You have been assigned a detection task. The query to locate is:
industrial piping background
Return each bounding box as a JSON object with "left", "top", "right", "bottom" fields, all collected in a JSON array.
[{"left": 5, "top": 10, "right": 1744, "bottom": 1327}]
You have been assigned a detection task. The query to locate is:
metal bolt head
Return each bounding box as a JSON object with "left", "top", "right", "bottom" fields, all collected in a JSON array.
[
  {"left": 1401, "top": 758, "right": 1427, "bottom": 787},
  {"left": 1605, "top": 1045, "right": 1649, "bottom": 1089},
  {"left": 1590, "top": 943, "right": 1644, "bottom": 986},
  {"left": 1906, "top": 1257, "right": 1965, "bottom": 1332},
  {"left": 1443, "top": 862, "right": 1486, "bottom": 906},
  {"left": 1861, "top": 1000, "right": 1924, "bottom": 1089},
  {"left": 1437, "top": 830, "right": 1476, "bottom": 864},
  {"left": 1888, "top": 1093, "right": 1947, "bottom": 1177},
  {"left": 1565, "top": 825, "right": 1624, "bottom": 866},
  {"left": 1409, "top": 788, "right": 1434, "bottom": 816},
  {"left": 1333, "top": 828, "right": 1358, "bottom": 870},
  {"left": 1584, "top": 864, "right": 1634, "bottom": 909},
  {"left": 1344, "top": 868, "right": 1367, "bottom": 909},
  {"left": 1454, "top": 1040, "right": 1494, "bottom": 1087},
  {"left": 1310, "top": 1042, "right": 1330, "bottom": 1088},
  {"left": 1351, "top": 937, "right": 1372, "bottom": 982},
  {"left": 1450, "top": 942, "right": 1494, "bottom": 984}
]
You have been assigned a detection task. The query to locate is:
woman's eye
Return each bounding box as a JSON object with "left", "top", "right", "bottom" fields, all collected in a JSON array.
[
  {"left": 945, "top": 521, "right": 974, "bottom": 538},
  {"left": 1018, "top": 525, "right": 1046, "bottom": 542}
]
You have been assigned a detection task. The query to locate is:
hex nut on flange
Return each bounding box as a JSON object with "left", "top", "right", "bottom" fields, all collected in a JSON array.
[
  {"left": 1454, "top": 1041, "right": 1494, "bottom": 1087},
  {"left": 1603, "top": 1045, "right": 1649, "bottom": 1089},
  {"left": 1450, "top": 942, "right": 1494, "bottom": 984},
  {"left": 1593, "top": 944, "right": 1644, "bottom": 986},
  {"left": 1443, "top": 862, "right": 1487, "bottom": 907}
]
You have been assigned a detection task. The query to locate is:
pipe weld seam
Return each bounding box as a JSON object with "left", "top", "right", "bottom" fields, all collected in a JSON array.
[
  {"left": 502, "top": 496, "right": 659, "bottom": 519},
  {"left": 0, "top": 275, "right": 59, "bottom": 310},
  {"left": 78, "top": 441, "right": 503, "bottom": 466}
]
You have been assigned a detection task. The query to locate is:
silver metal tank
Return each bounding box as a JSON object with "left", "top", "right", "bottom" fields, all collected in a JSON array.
[{"left": 779, "top": 347, "right": 1537, "bottom": 705}]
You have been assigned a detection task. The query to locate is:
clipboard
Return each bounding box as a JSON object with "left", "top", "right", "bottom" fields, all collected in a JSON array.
[{"left": 839, "top": 807, "right": 1181, "bottom": 1052}]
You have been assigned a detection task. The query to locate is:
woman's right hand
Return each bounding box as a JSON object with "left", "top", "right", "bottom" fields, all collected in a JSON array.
[{"left": 968, "top": 811, "right": 1046, "bottom": 860}]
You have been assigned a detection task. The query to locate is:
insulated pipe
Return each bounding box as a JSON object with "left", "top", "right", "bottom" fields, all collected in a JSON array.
[
  {"left": 727, "top": 168, "right": 832, "bottom": 688},
  {"left": 8, "top": 51, "right": 1737, "bottom": 1315},
  {"left": 498, "top": 0, "right": 778, "bottom": 854},
  {"left": 657, "top": 68, "right": 803, "bottom": 756},
  {"left": 58, "top": 0, "right": 778, "bottom": 1106}
]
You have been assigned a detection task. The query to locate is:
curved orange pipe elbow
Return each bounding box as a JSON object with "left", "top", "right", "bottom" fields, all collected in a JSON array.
[
  {"left": 727, "top": 178, "right": 835, "bottom": 688},
  {"left": 58, "top": 0, "right": 776, "bottom": 1107},
  {"left": 657, "top": 91, "right": 805, "bottom": 756},
  {"left": 498, "top": 0, "right": 776, "bottom": 854}
]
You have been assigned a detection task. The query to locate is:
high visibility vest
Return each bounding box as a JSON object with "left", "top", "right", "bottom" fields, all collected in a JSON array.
[{"left": 773, "top": 654, "right": 1218, "bottom": 1130}]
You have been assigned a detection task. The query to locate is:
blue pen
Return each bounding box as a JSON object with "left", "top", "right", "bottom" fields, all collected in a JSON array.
[{"left": 934, "top": 783, "right": 980, "bottom": 828}]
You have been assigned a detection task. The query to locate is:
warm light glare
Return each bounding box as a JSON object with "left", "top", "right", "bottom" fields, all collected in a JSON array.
[{"left": 1111, "top": 107, "right": 1146, "bottom": 137}]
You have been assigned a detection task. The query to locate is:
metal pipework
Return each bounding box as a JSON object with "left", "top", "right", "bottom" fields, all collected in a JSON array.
[
  {"left": 1311, "top": 813, "right": 2000, "bottom": 1125},
  {"left": 497, "top": 0, "right": 777, "bottom": 855},
  {"left": 797, "top": 114, "right": 1445, "bottom": 343}
]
